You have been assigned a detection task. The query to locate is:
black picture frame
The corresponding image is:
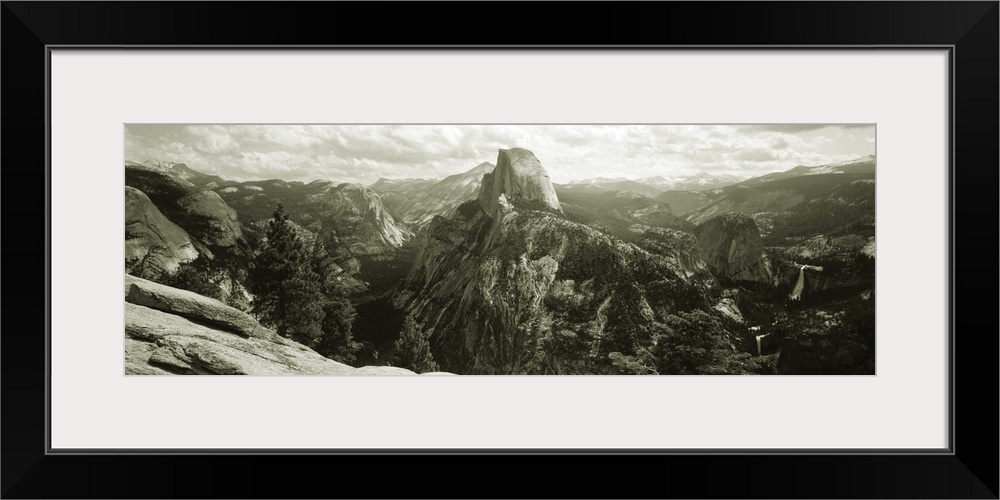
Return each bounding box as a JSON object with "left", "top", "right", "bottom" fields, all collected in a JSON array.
[{"left": 2, "top": 2, "right": 997, "bottom": 498}]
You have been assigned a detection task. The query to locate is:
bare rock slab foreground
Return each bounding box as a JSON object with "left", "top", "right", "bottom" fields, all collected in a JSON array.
[{"left": 124, "top": 275, "right": 451, "bottom": 375}]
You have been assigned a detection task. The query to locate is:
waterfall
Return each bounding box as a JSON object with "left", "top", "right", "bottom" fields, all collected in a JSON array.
[
  {"left": 789, "top": 265, "right": 806, "bottom": 300},
  {"left": 755, "top": 332, "right": 770, "bottom": 355}
]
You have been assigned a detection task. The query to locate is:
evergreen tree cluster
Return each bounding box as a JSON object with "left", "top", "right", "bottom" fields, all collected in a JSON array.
[
  {"left": 389, "top": 314, "right": 439, "bottom": 374},
  {"left": 248, "top": 204, "right": 360, "bottom": 364}
]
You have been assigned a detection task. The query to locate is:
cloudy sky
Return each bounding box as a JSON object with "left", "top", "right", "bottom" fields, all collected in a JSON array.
[{"left": 125, "top": 124, "right": 875, "bottom": 185}]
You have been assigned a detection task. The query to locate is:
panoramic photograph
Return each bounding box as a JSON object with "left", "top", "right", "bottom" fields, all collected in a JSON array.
[{"left": 124, "top": 124, "right": 876, "bottom": 375}]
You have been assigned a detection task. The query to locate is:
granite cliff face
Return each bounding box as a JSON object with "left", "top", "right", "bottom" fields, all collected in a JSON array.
[
  {"left": 125, "top": 275, "right": 449, "bottom": 375},
  {"left": 176, "top": 190, "right": 244, "bottom": 248},
  {"left": 302, "top": 182, "right": 411, "bottom": 255},
  {"left": 478, "top": 148, "right": 563, "bottom": 219},
  {"left": 626, "top": 224, "right": 715, "bottom": 287},
  {"left": 693, "top": 213, "right": 774, "bottom": 284},
  {"left": 125, "top": 187, "right": 199, "bottom": 279},
  {"left": 397, "top": 149, "right": 716, "bottom": 374}
]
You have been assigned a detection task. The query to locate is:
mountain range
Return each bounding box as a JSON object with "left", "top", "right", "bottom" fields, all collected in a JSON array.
[
  {"left": 124, "top": 151, "right": 876, "bottom": 375},
  {"left": 561, "top": 172, "right": 746, "bottom": 196}
]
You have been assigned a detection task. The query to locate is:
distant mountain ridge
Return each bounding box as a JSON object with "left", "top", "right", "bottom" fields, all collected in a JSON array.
[
  {"left": 685, "top": 164, "right": 875, "bottom": 226},
  {"left": 558, "top": 156, "right": 874, "bottom": 199},
  {"left": 562, "top": 172, "right": 746, "bottom": 196},
  {"left": 370, "top": 162, "right": 496, "bottom": 227},
  {"left": 739, "top": 155, "right": 875, "bottom": 186},
  {"left": 127, "top": 159, "right": 226, "bottom": 187}
]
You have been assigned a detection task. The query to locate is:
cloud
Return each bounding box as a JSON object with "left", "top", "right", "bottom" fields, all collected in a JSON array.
[
  {"left": 753, "top": 125, "right": 829, "bottom": 133},
  {"left": 750, "top": 124, "right": 874, "bottom": 134},
  {"left": 185, "top": 125, "right": 241, "bottom": 155},
  {"left": 124, "top": 124, "right": 876, "bottom": 184}
]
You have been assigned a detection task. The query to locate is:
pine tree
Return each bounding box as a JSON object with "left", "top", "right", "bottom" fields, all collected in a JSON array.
[
  {"left": 161, "top": 255, "right": 222, "bottom": 301},
  {"left": 390, "top": 314, "right": 439, "bottom": 373},
  {"left": 249, "top": 204, "right": 325, "bottom": 347},
  {"left": 310, "top": 237, "right": 359, "bottom": 364}
]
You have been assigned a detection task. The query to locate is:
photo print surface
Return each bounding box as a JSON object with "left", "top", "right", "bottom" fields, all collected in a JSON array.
[{"left": 124, "top": 124, "right": 876, "bottom": 375}]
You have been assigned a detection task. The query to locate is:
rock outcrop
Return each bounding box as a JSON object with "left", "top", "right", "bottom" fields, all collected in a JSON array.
[
  {"left": 693, "top": 213, "right": 774, "bottom": 284},
  {"left": 126, "top": 275, "right": 269, "bottom": 340},
  {"left": 125, "top": 187, "right": 199, "bottom": 279},
  {"left": 125, "top": 274, "right": 444, "bottom": 375},
  {"left": 478, "top": 148, "right": 563, "bottom": 219},
  {"left": 176, "top": 190, "right": 244, "bottom": 247},
  {"left": 626, "top": 224, "right": 715, "bottom": 286}
]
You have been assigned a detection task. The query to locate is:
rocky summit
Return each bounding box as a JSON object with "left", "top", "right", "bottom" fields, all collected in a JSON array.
[
  {"left": 125, "top": 274, "right": 450, "bottom": 375},
  {"left": 478, "top": 148, "right": 563, "bottom": 219},
  {"left": 397, "top": 149, "right": 717, "bottom": 374},
  {"left": 693, "top": 213, "right": 774, "bottom": 284}
]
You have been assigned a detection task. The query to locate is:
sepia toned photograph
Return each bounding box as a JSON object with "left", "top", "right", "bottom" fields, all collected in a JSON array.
[
  {"left": 18, "top": 2, "right": 983, "bottom": 492},
  {"left": 124, "top": 124, "right": 876, "bottom": 375}
]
